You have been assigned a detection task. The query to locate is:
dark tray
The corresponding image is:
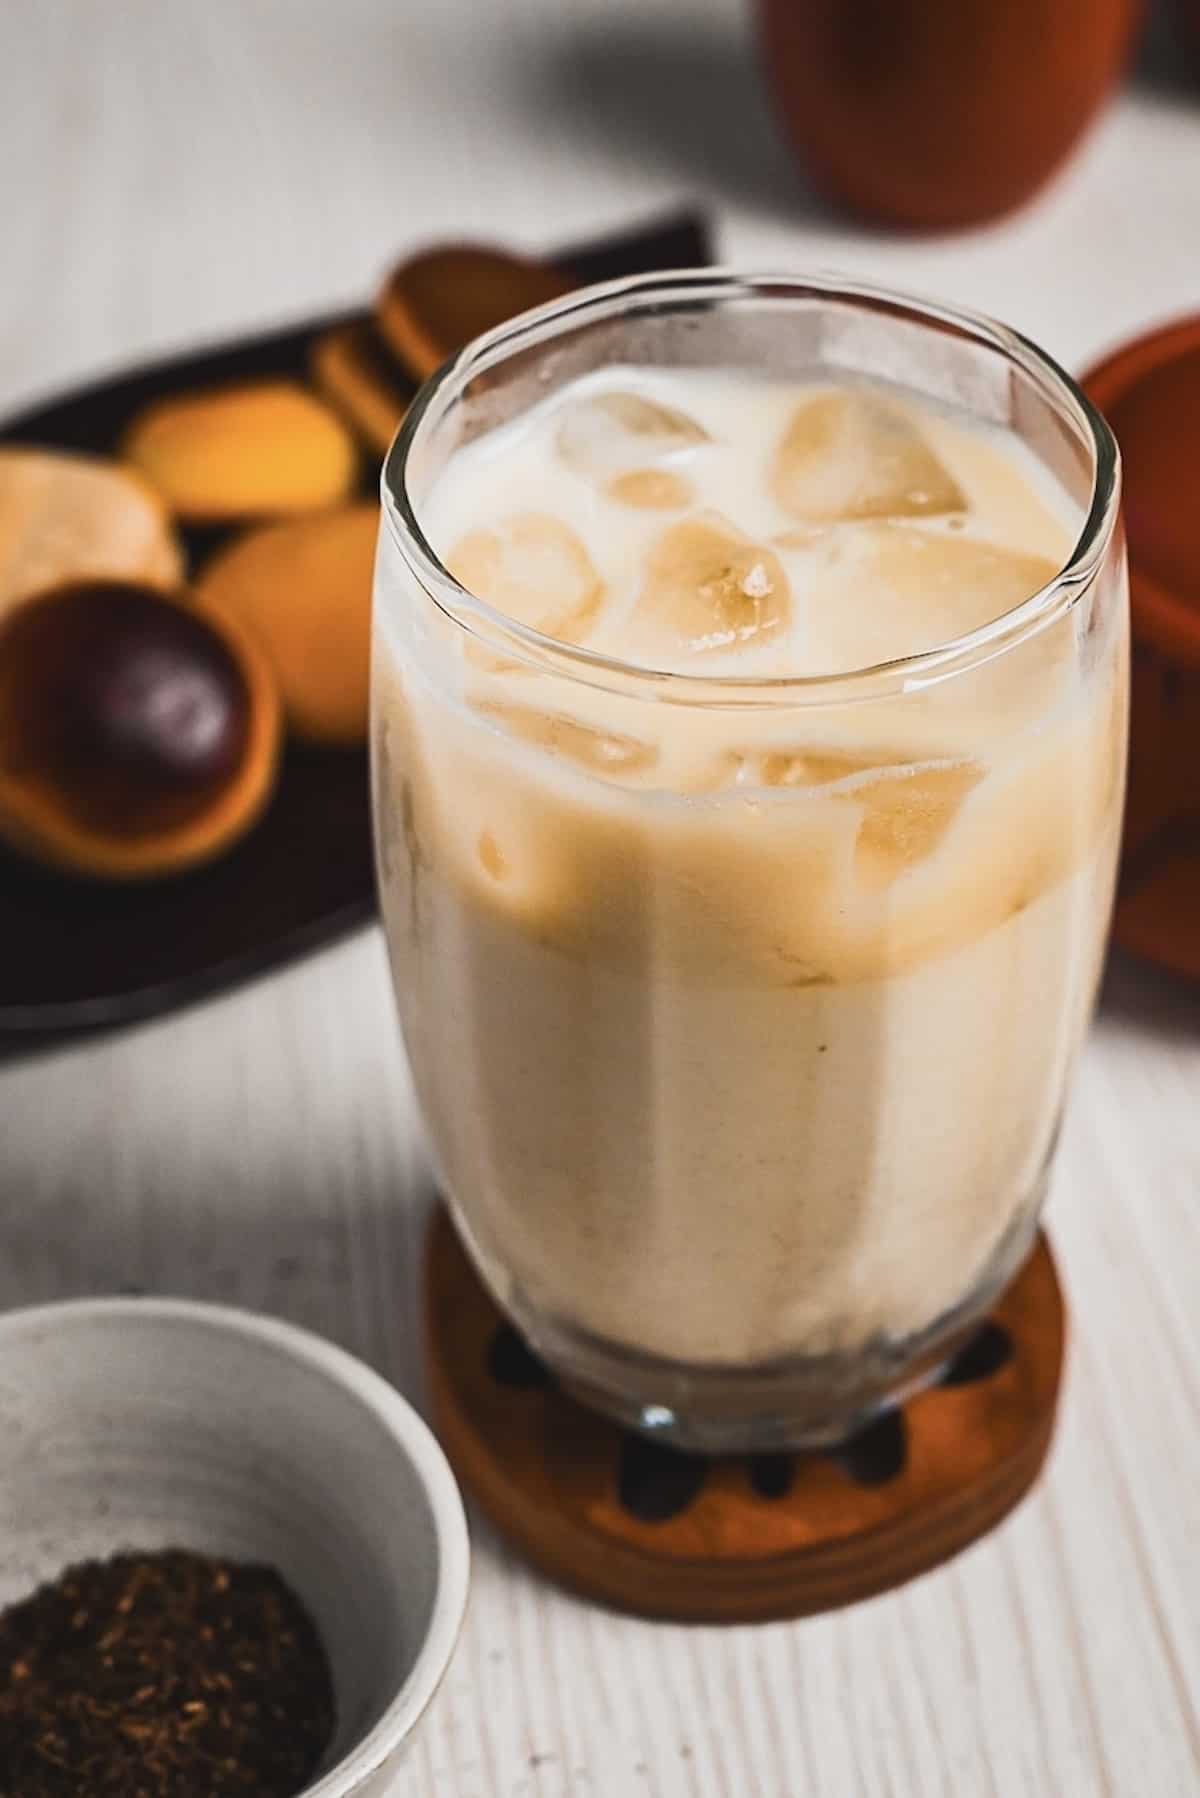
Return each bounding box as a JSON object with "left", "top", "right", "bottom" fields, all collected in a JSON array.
[{"left": 0, "top": 212, "right": 713, "bottom": 1039}]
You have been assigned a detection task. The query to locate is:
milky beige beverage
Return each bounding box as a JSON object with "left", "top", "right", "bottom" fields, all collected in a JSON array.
[{"left": 374, "top": 293, "right": 1127, "bottom": 1448}]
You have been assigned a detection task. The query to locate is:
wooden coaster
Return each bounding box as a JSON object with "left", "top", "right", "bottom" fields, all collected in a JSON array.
[{"left": 424, "top": 1208, "right": 1066, "bottom": 1623}]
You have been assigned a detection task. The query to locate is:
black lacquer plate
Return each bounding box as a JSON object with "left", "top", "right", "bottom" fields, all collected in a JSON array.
[{"left": 0, "top": 211, "right": 713, "bottom": 1041}]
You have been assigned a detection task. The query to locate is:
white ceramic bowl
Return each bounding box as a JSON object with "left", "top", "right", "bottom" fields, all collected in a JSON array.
[{"left": 0, "top": 1297, "right": 470, "bottom": 1797}]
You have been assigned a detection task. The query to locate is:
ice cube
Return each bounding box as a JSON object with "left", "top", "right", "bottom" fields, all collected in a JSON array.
[
  {"left": 843, "top": 761, "right": 983, "bottom": 890},
  {"left": 709, "top": 744, "right": 979, "bottom": 886},
  {"left": 632, "top": 513, "right": 791, "bottom": 658},
  {"left": 761, "top": 746, "right": 894, "bottom": 787},
  {"left": 771, "top": 389, "right": 966, "bottom": 522},
  {"left": 557, "top": 390, "right": 709, "bottom": 484},
  {"left": 715, "top": 742, "right": 914, "bottom": 793},
  {"left": 813, "top": 524, "right": 1060, "bottom": 670},
  {"left": 606, "top": 468, "right": 695, "bottom": 511},
  {"left": 446, "top": 512, "right": 603, "bottom": 644},
  {"left": 475, "top": 699, "right": 658, "bottom": 782},
  {"left": 773, "top": 525, "right": 831, "bottom": 551}
]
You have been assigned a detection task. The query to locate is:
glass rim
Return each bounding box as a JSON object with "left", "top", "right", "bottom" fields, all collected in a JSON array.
[{"left": 381, "top": 268, "right": 1122, "bottom": 708}]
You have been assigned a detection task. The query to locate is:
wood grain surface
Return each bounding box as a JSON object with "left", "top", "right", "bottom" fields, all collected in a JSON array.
[{"left": 3, "top": 1, "right": 1200, "bottom": 1792}]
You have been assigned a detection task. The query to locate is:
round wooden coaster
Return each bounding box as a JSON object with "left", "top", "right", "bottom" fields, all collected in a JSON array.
[{"left": 424, "top": 1210, "right": 1066, "bottom": 1623}]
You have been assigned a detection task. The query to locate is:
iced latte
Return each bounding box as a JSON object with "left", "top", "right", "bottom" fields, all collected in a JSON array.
[{"left": 373, "top": 275, "right": 1127, "bottom": 1448}]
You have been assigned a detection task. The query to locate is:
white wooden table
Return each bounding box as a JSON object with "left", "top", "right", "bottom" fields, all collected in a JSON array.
[{"left": 3, "top": 2, "right": 1199, "bottom": 1791}]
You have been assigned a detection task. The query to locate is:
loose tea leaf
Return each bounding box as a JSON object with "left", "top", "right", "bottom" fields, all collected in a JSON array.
[{"left": 0, "top": 1548, "right": 336, "bottom": 1797}]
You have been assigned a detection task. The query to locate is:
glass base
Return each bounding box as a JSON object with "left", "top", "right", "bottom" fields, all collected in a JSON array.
[{"left": 500, "top": 1209, "right": 1041, "bottom": 1455}]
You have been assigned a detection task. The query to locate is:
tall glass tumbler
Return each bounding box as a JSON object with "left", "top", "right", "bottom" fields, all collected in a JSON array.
[{"left": 372, "top": 274, "right": 1127, "bottom": 1452}]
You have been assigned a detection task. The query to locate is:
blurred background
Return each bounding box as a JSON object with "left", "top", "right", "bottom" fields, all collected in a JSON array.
[{"left": 3, "top": 0, "right": 1199, "bottom": 412}]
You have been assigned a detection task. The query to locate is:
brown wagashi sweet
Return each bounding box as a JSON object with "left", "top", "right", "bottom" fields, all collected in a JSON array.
[
  {"left": 758, "top": 0, "right": 1141, "bottom": 230},
  {"left": 196, "top": 504, "right": 380, "bottom": 745},
  {"left": 309, "top": 322, "right": 410, "bottom": 456},
  {"left": 0, "top": 448, "right": 182, "bottom": 621},
  {"left": 376, "top": 245, "right": 572, "bottom": 382},
  {"left": 123, "top": 380, "right": 357, "bottom": 523},
  {"left": 0, "top": 579, "right": 281, "bottom": 879}
]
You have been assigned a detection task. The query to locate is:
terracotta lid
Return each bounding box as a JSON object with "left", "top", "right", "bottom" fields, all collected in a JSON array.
[{"left": 1082, "top": 314, "right": 1200, "bottom": 979}]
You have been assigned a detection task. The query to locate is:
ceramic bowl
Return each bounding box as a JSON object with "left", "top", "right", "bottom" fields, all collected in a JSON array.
[{"left": 0, "top": 1297, "right": 470, "bottom": 1797}]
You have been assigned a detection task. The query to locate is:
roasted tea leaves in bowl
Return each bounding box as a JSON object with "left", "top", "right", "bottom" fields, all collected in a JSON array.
[{"left": 0, "top": 1548, "right": 336, "bottom": 1797}]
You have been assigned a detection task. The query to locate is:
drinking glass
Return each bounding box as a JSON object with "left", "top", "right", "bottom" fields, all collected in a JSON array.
[{"left": 372, "top": 273, "right": 1127, "bottom": 1452}]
